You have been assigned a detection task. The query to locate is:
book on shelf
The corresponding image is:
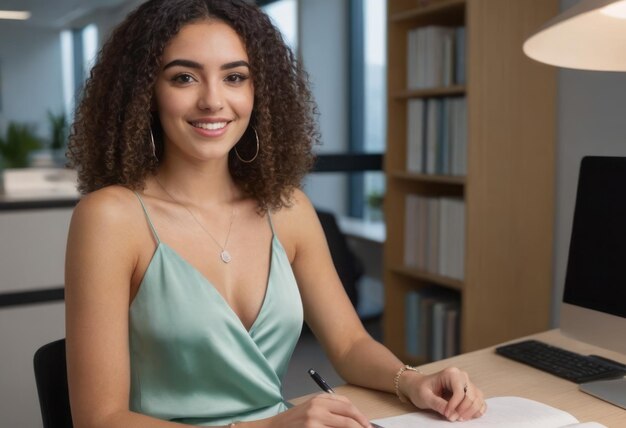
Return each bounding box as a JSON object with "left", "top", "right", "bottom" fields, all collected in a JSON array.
[
  {"left": 407, "top": 25, "right": 465, "bottom": 90},
  {"left": 406, "top": 99, "right": 425, "bottom": 172},
  {"left": 404, "top": 195, "right": 465, "bottom": 280},
  {"left": 405, "top": 97, "right": 467, "bottom": 176},
  {"left": 372, "top": 396, "right": 607, "bottom": 427},
  {"left": 454, "top": 26, "right": 466, "bottom": 85},
  {"left": 402, "top": 194, "right": 424, "bottom": 272},
  {"left": 404, "top": 288, "right": 428, "bottom": 360},
  {"left": 405, "top": 286, "right": 460, "bottom": 361},
  {"left": 424, "top": 98, "right": 441, "bottom": 175},
  {"left": 430, "top": 297, "right": 459, "bottom": 360},
  {"left": 405, "top": 291, "right": 420, "bottom": 358},
  {"left": 426, "top": 197, "right": 440, "bottom": 272},
  {"left": 440, "top": 197, "right": 465, "bottom": 279},
  {"left": 450, "top": 96, "right": 467, "bottom": 176},
  {"left": 444, "top": 304, "right": 459, "bottom": 358},
  {"left": 436, "top": 99, "right": 451, "bottom": 175}
]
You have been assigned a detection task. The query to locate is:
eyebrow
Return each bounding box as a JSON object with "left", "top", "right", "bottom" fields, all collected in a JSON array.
[{"left": 162, "top": 59, "right": 250, "bottom": 71}]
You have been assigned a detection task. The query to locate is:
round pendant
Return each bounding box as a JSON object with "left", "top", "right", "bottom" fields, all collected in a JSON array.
[{"left": 220, "top": 250, "right": 232, "bottom": 263}]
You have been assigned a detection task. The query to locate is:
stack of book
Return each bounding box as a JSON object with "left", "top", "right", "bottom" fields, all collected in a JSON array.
[
  {"left": 406, "top": 25, "right": 465, "bottom": 89},
  {"left": 404, "top": 195, "right": 465, "bottom": 280},
  {"left": 406, "top": 96, "right": 467, "bottom": 175},
  {"left": 405, "top": 286, "right": 460, "bottom": 361}
]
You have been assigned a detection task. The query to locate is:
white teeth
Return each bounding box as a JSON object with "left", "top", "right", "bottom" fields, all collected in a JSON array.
[{"left": 193, "top": 121, "right": 227, "bottom": 130}]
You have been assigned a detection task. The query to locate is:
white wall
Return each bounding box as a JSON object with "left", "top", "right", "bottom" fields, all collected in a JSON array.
[
  {"left": 299, "top": 0, "right": 350, "bottom": 215},
  {"left": 0, "top": 302, "right": 65, "bottom": 428},
  {"left": 551, "top": 0, "right": 626, "bottom": 325},
  {"left": 0, "top": 22, "right": 64, "bottom": 140},
  {"left": 0, "top": 208, "right": 73, "bottom": 428},
  {"left": 87, "top": 0, "right": 145, "bottom": 44},
  {"left": 0, "top": 0, "right": 143, "bottom": 140},
  {"left": 0, "top": 209, "right": 72, "bottom": 293}
]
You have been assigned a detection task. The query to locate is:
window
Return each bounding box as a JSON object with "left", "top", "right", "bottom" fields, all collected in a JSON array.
[
  {"left": 258, "top": 0, "right": 387, "bottom": 222},
  {"left": 261, "top": 0, "right": 298, "bottom": 53},
  {"left": 349, "top": 0, "right": 387, "bottom": 221},
  {"left": 363, "top": 0, "right": 387, "bottom": 155},
  {"left": 61, "top": 24, "right": 98, "bottom": 118}
]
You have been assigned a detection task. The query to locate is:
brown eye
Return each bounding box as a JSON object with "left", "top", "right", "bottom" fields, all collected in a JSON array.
[
  {"left": 172, "top": 73, "right": 196, "bottom": 84},
  {"left": 225, "top": 73, "right": 248, "bottom": 84}
]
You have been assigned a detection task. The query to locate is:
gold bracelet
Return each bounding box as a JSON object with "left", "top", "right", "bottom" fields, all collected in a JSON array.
[{"left": 393, "top": 365, "right": 422, "bottom": 403}]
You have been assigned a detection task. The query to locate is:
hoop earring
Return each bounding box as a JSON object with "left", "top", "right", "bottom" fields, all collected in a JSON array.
[
  {"left": 149, "top": 128, "right": 157, "bottom": 160},
  {"left": 235, "top": 126, "right": 260, "bottom": 163}
]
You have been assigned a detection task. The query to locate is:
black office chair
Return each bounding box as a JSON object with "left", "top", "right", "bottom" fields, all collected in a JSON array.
[
  {"left": 33, "top": 338, "right": 73, "bottom": 428},
  {"left": 315, "top": 209, "right": 363, "bottom": 308}
]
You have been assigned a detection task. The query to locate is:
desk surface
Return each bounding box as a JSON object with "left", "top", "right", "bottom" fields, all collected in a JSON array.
[{"left": 292, "top": 330, "right": 626, "bottom": 425}]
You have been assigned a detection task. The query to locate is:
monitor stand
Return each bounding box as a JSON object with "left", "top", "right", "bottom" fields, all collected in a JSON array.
[{"left": 579, "top": 377, "right": 626, "bottom": 410}]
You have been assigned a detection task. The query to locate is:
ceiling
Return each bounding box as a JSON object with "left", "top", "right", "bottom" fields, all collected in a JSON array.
[
  {"left": 0, "top": 0, "right": 128, "bottom": 28},
  {"left": 1, "top": 0, "right": 268, "bottom": 28}
]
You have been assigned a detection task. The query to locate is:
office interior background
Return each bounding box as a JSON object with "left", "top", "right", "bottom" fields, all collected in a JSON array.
[{"left": 0, "top": 0, "right": 625, "bottom": 426}]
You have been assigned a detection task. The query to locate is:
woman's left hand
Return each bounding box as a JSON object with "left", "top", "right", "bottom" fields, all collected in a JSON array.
[{"left": 400, "top": 366, "right": 487, "bottom": 422}]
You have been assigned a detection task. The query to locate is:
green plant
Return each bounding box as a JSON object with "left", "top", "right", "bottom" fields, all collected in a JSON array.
[
  {"left": 0, "top": 122, "right": 43, "bottom": 168},
  {"left": 48, "top": 110, "right": 68, "bottom": 150},
  {"left": 367, "top": 191, "right": 384, "bottom": 210}
]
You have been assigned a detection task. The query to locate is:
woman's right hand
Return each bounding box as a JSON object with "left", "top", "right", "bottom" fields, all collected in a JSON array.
[{"left": 259, "top": 394, "right": 372, "bottom": 427}]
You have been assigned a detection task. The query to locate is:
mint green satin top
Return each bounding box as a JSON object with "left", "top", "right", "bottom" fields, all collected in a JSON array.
[{"left": 129, "top": 193, "right": 303, "bottom": 425}]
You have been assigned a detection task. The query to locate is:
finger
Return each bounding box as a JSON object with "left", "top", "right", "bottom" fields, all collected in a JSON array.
[
  {"left": 314, "top": 394, "right": 371, "bottom": 427},
  {"left": 455, "top": 395, "right": 481, "bottom": 421},
  {"left": 328, "top": 402, "right": 371, "bottom": 427},
  {"left": 443, "top": 377, "right": 470, "bottom": 420},
  {"left": 421, "top": 393, "right": 449, "bottom": 416},
  {"left": 326, "top": 414, "right": 372, "bottom": 428},
  {"left": 456, "top": 387, "right": 486, "bottom": 421},
  {"left": 451, "top": 382, "right": 473, "bottom": 413},
  {"left": 472, "top": 401, "right": 488, "bottom": 419}
]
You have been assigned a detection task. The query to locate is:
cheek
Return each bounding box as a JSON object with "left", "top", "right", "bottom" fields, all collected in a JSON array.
[
  {"left": 233, "top": 89, "right": 255, "bottom": 117},
  {"left": 156, "top": 89, "right": 189, "bottom": 124}
]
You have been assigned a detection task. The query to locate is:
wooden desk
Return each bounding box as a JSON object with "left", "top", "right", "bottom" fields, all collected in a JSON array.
[{"left": 292, "top": 330, "right": 626, "bottom": 425}]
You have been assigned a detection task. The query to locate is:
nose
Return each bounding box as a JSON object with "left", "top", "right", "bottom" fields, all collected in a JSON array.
[{"left": 197, "top": 82, "right": 224, "bottom": 112}]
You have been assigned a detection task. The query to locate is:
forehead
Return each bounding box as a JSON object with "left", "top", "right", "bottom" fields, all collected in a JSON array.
[{"left": 162, "top": 20, "right": 248, "bottom": 64}]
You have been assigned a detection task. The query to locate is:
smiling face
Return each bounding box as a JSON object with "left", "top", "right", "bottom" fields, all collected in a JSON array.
[{"left": 154, "top": 19, "right": 254, "bottom": 165}]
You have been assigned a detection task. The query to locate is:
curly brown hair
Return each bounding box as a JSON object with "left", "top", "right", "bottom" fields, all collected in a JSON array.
[{"left": 67, "top": 0, "right": 318, "bottom": 211}]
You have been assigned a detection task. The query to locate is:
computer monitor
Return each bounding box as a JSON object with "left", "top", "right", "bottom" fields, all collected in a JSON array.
[{"left": 560, "top": 156, "right": 626, "bottom": 355}]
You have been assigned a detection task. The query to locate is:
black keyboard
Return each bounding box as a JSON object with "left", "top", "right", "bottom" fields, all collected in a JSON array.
[{"left": 495, "top": 339, "right": 626, "bottom": 384}]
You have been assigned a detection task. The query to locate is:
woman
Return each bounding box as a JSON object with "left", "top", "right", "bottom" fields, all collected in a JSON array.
[{"left": 65, "top": 0, "right": 486, "bottom": 426}]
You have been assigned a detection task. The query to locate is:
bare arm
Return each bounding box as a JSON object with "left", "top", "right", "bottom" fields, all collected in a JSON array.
[
  {"left": 282, "top": 190, "right": 486, "bottom": 422},
  {"left": 282, "top": 190, "right": 403, "bottom": 389},
  {"left": 64, "top": 188, "right": 190, "bottom": 428}
]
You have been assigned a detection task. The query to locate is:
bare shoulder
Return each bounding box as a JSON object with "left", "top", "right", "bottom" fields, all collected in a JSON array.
[
  {"left": 68, "top": 185, "right": 147, "bottom": 256},
  {"left": 270, "top": 189, "right": 321, "bottom": 258},
  {"left": 72, "top": 185, "right": 142, "bottom": 232},
  {"left": 271, "top": 188, "right": 317, "bottom": 227}
]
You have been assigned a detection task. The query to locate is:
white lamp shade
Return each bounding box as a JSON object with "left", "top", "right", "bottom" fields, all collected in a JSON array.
[{"left": 523, "top": 0, "right": 626, "bottom": 71}]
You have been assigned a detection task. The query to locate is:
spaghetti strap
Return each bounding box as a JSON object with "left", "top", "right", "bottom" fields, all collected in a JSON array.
[
  {"left": 267, "top": 211, "right": 276, "bottom": 237},
  {"left": 133, "top": 191, "right": 161, "bottom": 244}
]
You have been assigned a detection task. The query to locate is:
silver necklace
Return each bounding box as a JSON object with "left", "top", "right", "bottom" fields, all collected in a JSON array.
[{"left": 155, "top": 176, "right": 236, "bottom": 264}]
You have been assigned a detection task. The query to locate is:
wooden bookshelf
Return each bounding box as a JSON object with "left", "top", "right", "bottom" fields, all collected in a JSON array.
[{"left": 383, "top": 0, "right": 558, "bottom": 364}]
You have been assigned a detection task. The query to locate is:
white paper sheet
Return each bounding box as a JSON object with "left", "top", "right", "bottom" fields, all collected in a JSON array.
[{"left": 371, "top": 396, "right": 607, "bottom": 428}]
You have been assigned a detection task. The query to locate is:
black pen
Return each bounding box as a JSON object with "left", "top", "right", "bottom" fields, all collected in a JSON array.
[
  {"left": 308, "top": 368, "right": 335, "bottom": 393},
  {"left": 307, "top": 368, "right": 385, "bottom": 428}
]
